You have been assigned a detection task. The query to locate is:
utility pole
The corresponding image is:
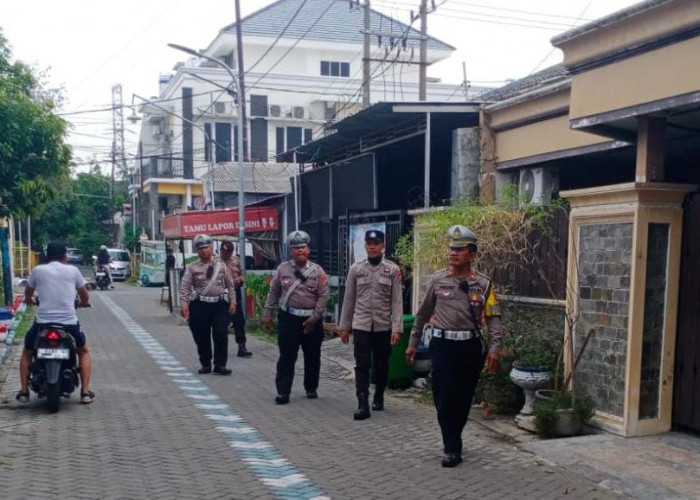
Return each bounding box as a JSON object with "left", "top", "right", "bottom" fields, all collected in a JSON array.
[
  {"left": 234, "top": 0, "right": 248, "bottom": 161},
  {"left": 111, "top": 83, "right": 126, "bottom": 245},
  {"left": 363, "top": 0, "right": 371, "bottom": 107},
  {"left": 418, "top": 0, "right": 427, "bottom": 101},
  {"left": 462, "top": 61, "right": 469, "bottom": 100}
]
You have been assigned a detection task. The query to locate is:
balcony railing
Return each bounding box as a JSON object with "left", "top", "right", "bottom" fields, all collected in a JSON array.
[{"left": 142, "top": 158, "right": 185, "bottom": 180}]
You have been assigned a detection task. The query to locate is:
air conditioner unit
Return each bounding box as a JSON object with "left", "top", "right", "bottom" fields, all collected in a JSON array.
[
  {"left": 324, "top": 102, "right": 337, "bottom": 120},
  {"left": 292, "top": 106, "right": 305, "bottom": 119},
  {"left": 269, "top": 105, "right": 281, "bottom": 117},
  {"left": 213, "top": 102, "right": 227, "bottom": 115},
  {"left": 519, "top": 166, "right": 559, "bottom": 205}
]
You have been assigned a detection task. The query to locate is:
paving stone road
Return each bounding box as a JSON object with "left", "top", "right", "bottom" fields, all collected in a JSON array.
[{"left": 0, "top": 284, "right": 625, "bottom": 499}]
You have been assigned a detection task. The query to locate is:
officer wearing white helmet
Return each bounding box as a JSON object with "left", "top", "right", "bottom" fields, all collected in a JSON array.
[
  {"left": 96, "top": 245, "right": 113, "bottom": 288},
  {"left": 180, "top": 234, "right": 237, "bottom": 375},
  {"left": 406, "top": 225, "right": 503, "bottom": 468},
  {"left": 263, "top": 230, "right": 330, "bottom": 404}
]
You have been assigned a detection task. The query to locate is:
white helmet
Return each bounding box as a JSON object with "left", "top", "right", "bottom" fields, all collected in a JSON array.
[{"left": 193, "top": 234, "right": 212, "bottom": 250}]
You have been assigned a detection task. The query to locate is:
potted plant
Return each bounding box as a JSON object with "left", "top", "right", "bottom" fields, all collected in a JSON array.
[
  {"left": 533, "top": 391, "right": 594, "bottom": 436},
  {"left": 533, "top": 328, "right": 596, "bottom": 437},
  {"left": 506, "top": 332, "right": 560, "bottom": 416}
]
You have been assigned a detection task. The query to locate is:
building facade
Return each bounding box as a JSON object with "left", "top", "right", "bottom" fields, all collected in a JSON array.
[
  {"left": 134, "top": 0, "right": 470, "bottom": 239},
  {"left": 480, "top": 0, "right": 700, "bottom": 437}
]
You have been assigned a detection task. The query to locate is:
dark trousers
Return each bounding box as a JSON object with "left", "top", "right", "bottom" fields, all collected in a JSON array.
[
  {"left": 353, "top": 329, "right": 391, "bottom": 396},
  {"left": 275, "top": 310, "right": 323, "bottom": 396},
  {"left": 189, "top": 300, "right": 230, "bottom": 368},
  {"left": 230, "top": 286, "right": 246, "bottom": 344},
  {"left": 430, "top": 336, "right": 485, "bottom": 455}
]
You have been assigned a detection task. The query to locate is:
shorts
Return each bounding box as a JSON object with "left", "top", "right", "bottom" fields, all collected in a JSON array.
[{"left": 24, "top": 322, "right": 86, "bottom": 350}]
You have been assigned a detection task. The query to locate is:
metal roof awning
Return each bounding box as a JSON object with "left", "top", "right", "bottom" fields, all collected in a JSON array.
[{"left": 279, "top": 101, "right": 481, "bottom": 165}]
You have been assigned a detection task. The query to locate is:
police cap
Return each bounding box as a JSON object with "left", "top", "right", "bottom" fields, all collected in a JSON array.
[
  {"left": 287, "top": 230, "right": 311, "bottom": 248},
  {"left": 364, "top": 229, "right": 385, "bottom": 242},
  {"left": 193, "top": 234, "right": 213, "bottom": 250},
  {"left": 447, "top": 225, "right": 477, "bottom": 249}
]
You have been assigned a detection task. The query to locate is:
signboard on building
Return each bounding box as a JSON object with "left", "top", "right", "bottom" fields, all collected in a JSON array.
[
  {"left": 161, "top": 206, "right": 279, "bottom": 239},
  {"left": 122, "top": 203, "right": 132, "bottom": 216}
]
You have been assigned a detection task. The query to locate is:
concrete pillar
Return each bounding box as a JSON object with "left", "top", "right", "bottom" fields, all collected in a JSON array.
[
  {"left": 451, "top": 127, "right": 480, "bottom": 201},
  {"left": 479, "top": 109, "right": 497, "bottom": 204},
  {"left": 636, "top": 116, "right": 666, "bottom": 183}
]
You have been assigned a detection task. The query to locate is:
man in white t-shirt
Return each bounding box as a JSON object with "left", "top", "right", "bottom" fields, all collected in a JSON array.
[{"left": 16, "top": 241, "right": 94, "bottom": 404}]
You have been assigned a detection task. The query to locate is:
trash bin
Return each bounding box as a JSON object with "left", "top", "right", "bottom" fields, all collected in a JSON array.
[{"left": 386, "top": 314, "right": 415, "bottom": 388}]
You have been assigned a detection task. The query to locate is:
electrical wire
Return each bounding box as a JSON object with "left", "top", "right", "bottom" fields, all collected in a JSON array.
[
  {"left": 446, "top": 0, "right": 594, "bottom": 22},
  {"left": 248, "top": 0, "right": 336, "bottom": 91},
  {"left": 244, "top": 0, "right": 310, "bottom": 75}
]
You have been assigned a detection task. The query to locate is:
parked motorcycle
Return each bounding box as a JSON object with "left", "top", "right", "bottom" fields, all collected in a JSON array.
[{"left": 29, "top": 324, "right": 81, "bottom": 413}]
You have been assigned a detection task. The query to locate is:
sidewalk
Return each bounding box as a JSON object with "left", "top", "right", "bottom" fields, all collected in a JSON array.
[
  {"left": 1, "top": 285, "right": 626, "bottom": 499},
  {"left": 324, "top": 335, "right": 700, "bottom": 500}
]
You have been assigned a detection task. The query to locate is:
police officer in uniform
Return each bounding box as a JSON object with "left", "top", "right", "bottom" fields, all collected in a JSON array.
[
  {"left": 406, "top": 225, "right": 503, "bottom": 467},
  {"left": 220, "top": 240, "right": 252, "bottom": 358},
  {"left": 339, "top": 229, "right": 403, "bottom": 420},
  {"left": 180, "top": 234, "right": 237, "bottom": 375},
  {"left": 263, "top": 231, "right": 330, "bottom": 404}
]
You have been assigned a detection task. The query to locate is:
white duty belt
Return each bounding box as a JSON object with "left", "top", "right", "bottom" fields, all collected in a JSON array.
[
  {"left": 281, "top": 306, "right": 314, "bottom": 317},
  {"left": 429, "top": 326, "right": 478, "bottom": 341}
]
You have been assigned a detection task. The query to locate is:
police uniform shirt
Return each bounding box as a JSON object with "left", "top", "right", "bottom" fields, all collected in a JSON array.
[
  {"left": 409, "top": 268, "right": 502, "bottom": 349},
  {"left": 180, "top": 258, "right": 236, "bottom": 306},
  {"left": 222, "top": 256, "right": 243, "bottom": 285},
  {"left": 264, "top": 260, "right": 330, "bottom": 322},
  {"left": 339, "top": 259, "right": 403, "bottom": 333}
]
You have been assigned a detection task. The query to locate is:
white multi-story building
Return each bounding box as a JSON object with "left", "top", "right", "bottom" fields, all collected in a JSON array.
[{"left": 134, "top": 0, "right": 474, "bottom": 237}]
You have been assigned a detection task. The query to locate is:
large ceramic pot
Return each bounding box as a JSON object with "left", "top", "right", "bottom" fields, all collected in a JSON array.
[{"left": 509, "top": 365, "right": 553, "bottom": 415}]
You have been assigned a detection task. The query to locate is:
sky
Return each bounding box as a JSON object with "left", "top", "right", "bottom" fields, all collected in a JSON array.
[{"left": 0, "top": 0, "right": 640, "bottom": 172}]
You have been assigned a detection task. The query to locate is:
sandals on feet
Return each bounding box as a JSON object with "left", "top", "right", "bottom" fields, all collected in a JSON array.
[
  {"left": 15, "top": 391, "right": 29, "bottom": 403},
  {"left": 80, "top": 391, "right": 95, "bottom": 404}
]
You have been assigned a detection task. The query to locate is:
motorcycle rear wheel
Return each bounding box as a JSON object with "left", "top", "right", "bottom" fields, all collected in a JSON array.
[{"left": 46, "top": 381, "right": 61, "bottom": 413}]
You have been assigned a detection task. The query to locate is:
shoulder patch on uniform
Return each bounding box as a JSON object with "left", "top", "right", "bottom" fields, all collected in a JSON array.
[{"left": 320, "top": 272, "right": 328, "bottom": 286}]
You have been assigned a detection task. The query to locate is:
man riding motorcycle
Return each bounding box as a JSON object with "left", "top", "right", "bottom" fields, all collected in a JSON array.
[
  {"left": 96, "top": 245, "right": 114, "bottom": 289},
  {"left": 16, "top": 241, "right": 95, "bottom": 404}
]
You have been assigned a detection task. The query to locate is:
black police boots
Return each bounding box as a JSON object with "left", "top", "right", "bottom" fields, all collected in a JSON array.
[
  {"left": 353, "top": 392, "right": 371, "bottom": 420},
  {"left": 372, "top": 390, "right": 385, "bottom": 411},
  {"left": 441, "top": 453, "right": 463, "bottom": 468},
  {"left": 237, "top": 343, "right": 252, "bottom": 357}
]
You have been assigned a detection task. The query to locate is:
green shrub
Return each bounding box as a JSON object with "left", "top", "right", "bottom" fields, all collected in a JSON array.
[
  {"left": 534, "top": 391, "right": 595, "bottom": 436},
  {"left": 477, "top": 372, "right": 524, "bottom": 415}
]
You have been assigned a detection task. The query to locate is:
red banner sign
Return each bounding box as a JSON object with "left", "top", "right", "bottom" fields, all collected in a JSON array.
[{"left": 161, "top": 206, "right": 279, "bottom": 239}]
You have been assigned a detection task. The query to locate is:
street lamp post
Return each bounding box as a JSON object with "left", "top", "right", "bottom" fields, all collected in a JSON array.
[
  {"left": 168, "top": 43, "right": 247, "bottom": 295},
  {"left": 131, "top": 94, "right": 215, "bottom": 210}
]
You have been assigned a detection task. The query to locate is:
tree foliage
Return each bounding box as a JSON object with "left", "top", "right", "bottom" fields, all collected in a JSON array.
[
  {"left": 0, "top": 30, "right": 71, "bottom": 218},
  {"left": 30, "top": 164, "right": 129, "bottom": 261}
]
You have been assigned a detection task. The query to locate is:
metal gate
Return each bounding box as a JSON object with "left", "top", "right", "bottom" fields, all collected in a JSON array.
[{"left": 673, "top": 191, "right": 700, "bottom": 432}]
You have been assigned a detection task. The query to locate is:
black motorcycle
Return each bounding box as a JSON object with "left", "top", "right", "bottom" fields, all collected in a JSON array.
[
  {"left": 94, "top": 264, "right": 110, "bottom": 290},
  {"left": 29, "top": 324, "right": 80, "bottom": 413}
]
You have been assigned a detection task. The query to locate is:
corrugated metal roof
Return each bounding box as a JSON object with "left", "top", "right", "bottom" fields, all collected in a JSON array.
[
  {"left": 479, "top": 65, "right": 569, "bottom": 103},
  {"left": 222, "top": 0, "right": 454, "bottom": 51},
  {"left": 213, "top": 162, "right": 297, "bottom": 194}
]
